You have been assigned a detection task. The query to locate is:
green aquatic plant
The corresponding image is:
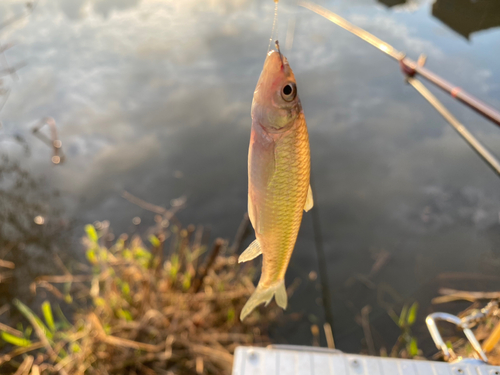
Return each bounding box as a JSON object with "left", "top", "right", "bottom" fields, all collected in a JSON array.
[{"left": 389, "top": 302, "right": 420, "bottom": 358}]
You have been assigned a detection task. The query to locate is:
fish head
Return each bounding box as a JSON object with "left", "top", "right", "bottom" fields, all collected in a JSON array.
[{"left": 251, "top": 49, "right": 302, "bottom": 133}]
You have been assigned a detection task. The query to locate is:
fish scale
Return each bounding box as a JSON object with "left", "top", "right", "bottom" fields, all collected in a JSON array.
[
  {"left": 239, "top": 49, "right": 312, "bottom": 321},
  {"left": 260, "top": 120, "right": 310, "bottom": 284}
]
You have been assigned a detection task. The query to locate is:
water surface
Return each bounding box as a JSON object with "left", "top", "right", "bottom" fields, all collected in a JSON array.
[{"left": 1, "top": 0, "right": 500, "bottom": 353}]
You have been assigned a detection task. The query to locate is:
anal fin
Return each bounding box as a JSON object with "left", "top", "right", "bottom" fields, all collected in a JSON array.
[
  {"left": 238, "top": 240, "right": 262, "bottom": 263},
  {"left": 304, "top": 184, "right": 314, "bottom": 212}
]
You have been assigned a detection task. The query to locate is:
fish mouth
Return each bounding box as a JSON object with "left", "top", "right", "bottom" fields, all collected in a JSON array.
[{"left": 265, "top": 44, "right": 288, "bottom": 72}]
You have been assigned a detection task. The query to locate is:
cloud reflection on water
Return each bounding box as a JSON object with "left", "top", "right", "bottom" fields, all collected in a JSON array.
[{"left": 1, "top": 0, "right": 500, "bottom": 350}]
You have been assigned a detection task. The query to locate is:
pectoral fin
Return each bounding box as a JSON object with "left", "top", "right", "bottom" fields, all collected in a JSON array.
[
  {"left": 238, "top": 240, "right": 262, "bottom": 263},
  {"left": 304, "top": 184, "right": 314, "bottom": 212}
]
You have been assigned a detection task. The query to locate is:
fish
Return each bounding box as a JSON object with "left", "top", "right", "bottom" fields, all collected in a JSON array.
[{"left": 239, "top": 42, "right": 313, "bottom": 321}]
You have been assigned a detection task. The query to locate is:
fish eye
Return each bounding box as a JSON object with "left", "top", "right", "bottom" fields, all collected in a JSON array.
[{"left": 281, "top": 83, "right": 296, "bottom": 102}]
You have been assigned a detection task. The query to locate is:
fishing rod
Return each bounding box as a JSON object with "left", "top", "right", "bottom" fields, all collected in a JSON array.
[
  {"left": 406, "top": 77, "right": 500, "bottom": 176},
  {"left": 299, "top": 1, "right": 500, "bottom": 177},
  {"left": 299, "top": 1, "right": 500, "bottom": 128}
]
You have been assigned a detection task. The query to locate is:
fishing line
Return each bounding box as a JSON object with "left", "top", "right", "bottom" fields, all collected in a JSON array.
[{"left": 268, "top": 0, "right": 280, "bottom": 52}]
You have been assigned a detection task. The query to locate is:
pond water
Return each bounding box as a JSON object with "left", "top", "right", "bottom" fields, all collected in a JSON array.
[{"left": 1, "top": 0, "right": 500, "bottom": 354}]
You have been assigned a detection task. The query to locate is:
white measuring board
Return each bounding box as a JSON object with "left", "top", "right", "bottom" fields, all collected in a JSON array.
[{"left": 232, "top": 346, "right": 500, "bottom": 375}]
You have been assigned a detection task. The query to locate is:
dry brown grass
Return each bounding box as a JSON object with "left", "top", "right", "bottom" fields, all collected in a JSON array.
[
  {"left": 432, "top": 289, "right": 500, "bottom": 365},
  {"left": 0, "top": 214, "right": 280, "bottom": 375}
]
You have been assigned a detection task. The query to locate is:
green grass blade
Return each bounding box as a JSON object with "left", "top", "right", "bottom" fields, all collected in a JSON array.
[
  {"left": 13, "top": 299, "right": 53, "bottom": 340},
  {"left": 409, "top": 337, "right": 419, "bottom": 356},
  {"left": 407, "top": 302, "right": 419, "bottom": 326},
  {"left": 85, "top": 224, "right": 99, "bottom": 243},
  {"left": 24, "top": 326, "right": 32, "bottom": 339},
  {"left": 55, "top": 304, "right": 71, "bottom": 330},
  {"left": 41, "top": 301, "right": 56, "bottom": 332},
  {"left": 149, "top": 234, "right": 161, "bottom": 248},
  {"left": 1, "top": 331, "right": 32, "bottom": 347}
]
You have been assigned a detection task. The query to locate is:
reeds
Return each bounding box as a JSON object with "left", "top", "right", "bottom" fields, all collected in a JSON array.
[
  {"left": 0, "top": 215, "right": 279, "bottom": 374},
  {"left": 433, "top": 289, "right": 500, "bottom": 365}
]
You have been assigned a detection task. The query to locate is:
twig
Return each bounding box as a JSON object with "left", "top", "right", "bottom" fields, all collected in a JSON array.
[
  {"left": 13, "top": 355, "right": 33, "bottom": 375},
  {"left": 0, "top": 63, "right": 27, "bottom": 77},
  {"left": 433, "top": 288, "right": 500, "bottom": 304},
  {"left": 192, "top": 238, "right": 225, "bottom": 293},
  {"left": 483, "top": 321, "right": 500, "bottom": 353},
  {"left": 53, "top": 254, "right": 71, "bottom": 276},
  {"left": 361, "top": 305, "right": 376, "bottom": 355},
  {"left": 0, "top": 321, "right": 23, "bottom": 337},
  {"left": 311, "top": 325, "right": 320, "bottom": 347},
  {"left": 122, "top": 190, "right": 167, "bottom": 215},
  {"left": 390, "top": 335, "right": 404, "bottom": 358},
  {"left": 229, "top": 213, "right": 249, "bottom": 254},
  {"left": 107, "top": 352, "right": 174, "bottom": 373},
  {"left": 0, "top": 342, "right": 44, "bottom": 365},
  {"left": 0, "top": 0, "right": 39, "bottom": 31},
  {"left": 368, "top": 249, "right": 390, "bottom": 278},
  {"left": 31, "top": 117, "right": 64, "bottom": 164},
  {"left": 89, "top": 313, "right": 163, "bottom": 352},
  {"left": 0, "top": 88, "right": 11, "bottom": 113},
  {"left": 0, "top": 271, "right": 13, "bottom": 283},
  {"left": 323, "top": 323, "right": 335, "bottom": 349},
  {"left": 0, "top": 44, "right": 14, "bottom": 54},
  {"left": 122, "top": 191, "right": 179, "bottom": 218},
  {"left": 101, "top": 335, "right": 163, "bottom": 352},
  {"left": 0, "top": 304, "right": 9, "bottom": 316},
  {"left": 35, "top": 275, "right": 92, "bottom": 283},
  {"left": 30, "top": 280, "right": 65, "bottom": 299},
  {"left": 0, "top": 259, "right": 15, "bottom": 269},
  {"left": 196, "top": 357, "right": 204, "bottom": 374},
  {"left": 176, "top": 338, "right": 233, "bottom": 370},
  {"left": 286, "top": 277, "right": 302, "bottom": 297},
  {"left": 437, "top": 272, "right": 500, "bottom": 281}
]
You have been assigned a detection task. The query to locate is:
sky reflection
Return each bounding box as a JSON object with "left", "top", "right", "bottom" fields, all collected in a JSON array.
[{"left": 1, "top": 0, "right": 500, "bottom": 351}]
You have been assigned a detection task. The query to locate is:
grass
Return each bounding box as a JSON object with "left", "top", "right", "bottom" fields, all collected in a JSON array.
[{"left": 0, "top": 213, "right": 281, "bottom": 375}]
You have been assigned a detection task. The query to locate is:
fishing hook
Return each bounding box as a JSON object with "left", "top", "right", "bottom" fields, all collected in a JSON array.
[{"left": 275, "top": 40, "right": 284, "bottom": 67}]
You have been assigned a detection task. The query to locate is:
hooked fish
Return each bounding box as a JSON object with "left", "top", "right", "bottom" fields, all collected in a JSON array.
[{"left": 239, "top": 42, "right": 313, "bottom": 321}]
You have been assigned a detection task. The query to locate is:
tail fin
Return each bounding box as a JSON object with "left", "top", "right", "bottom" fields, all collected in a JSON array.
[{"left": 240, "top": 280, "right": 287, "bottom": 321}]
